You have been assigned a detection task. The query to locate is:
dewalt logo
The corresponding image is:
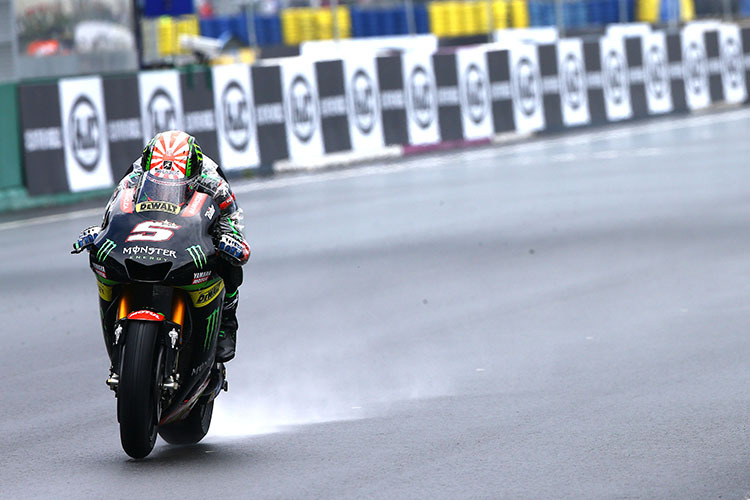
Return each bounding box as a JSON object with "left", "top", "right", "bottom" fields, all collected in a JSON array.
[
  {"left": 136, "top": 201, "right": 180, "bottom": 215},
  {"left": 188, "top": 279, "right": 224, "bottom": 308}
]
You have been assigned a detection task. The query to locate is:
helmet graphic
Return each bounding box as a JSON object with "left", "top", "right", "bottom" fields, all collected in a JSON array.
[{"left": 141, "top": 130, "right": 203, "bottom": 179}]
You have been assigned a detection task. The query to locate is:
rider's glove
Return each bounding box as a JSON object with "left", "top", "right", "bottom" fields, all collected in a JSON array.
[
  {"left": 72, "top": 225, "right": 101, "bottom": 254},
  {"left": 217, "top": 233, "right": 250, "bottom": 265}
]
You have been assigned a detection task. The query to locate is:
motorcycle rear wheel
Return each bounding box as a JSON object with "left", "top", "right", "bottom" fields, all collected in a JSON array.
[
  {"left": 118, "top": 321, "right": 162, "bottom": 459},
  {"left": 158, "top": 398, "right": 214, "bottom": 445}
]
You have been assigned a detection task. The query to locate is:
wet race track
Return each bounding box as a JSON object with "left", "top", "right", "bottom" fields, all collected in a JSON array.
[{"left": 1, "top": 110, "right": 749, "bottom": 499}]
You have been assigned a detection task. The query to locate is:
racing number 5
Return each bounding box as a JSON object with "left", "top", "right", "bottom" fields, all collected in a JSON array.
[{"left": 126, "top": 220, "right": 181, "bottom": 242}]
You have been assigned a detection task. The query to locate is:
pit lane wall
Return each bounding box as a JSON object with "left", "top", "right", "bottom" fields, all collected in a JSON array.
[{"left": 6, "top": 22, "right": 750, "bottom": 205}]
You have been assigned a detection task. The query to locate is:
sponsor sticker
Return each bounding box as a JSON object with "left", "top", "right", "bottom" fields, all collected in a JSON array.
[
  {"left": 97, "top": 280, "right": 113, "bottom": 301},
  {"left": 92, "top": 262, "right": 107, "bottom": 279},
  {"left": 192, "top": 271, "right": 212, "bottom": 285},
  {"left": 127, "top": 310, "right": 166, "bottom": 321},
  {"left": 135, "top": 201, "right": 181, "bottom": 215},
  {"left": 187, "top": 279, "right": 225, "bottom": 308},
  {"left": 123, "top": 245, "right": 177, "bottom": 261},
  {"left": 205, "top": 204, "right": 215, "bottom": 220}
]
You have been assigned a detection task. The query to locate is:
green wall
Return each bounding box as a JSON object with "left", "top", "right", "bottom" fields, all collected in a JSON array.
[{"left": 0, "top": 83, "right": 22, "bottom": 190}]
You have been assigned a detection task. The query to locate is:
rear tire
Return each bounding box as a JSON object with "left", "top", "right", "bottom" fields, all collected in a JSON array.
[
  {"left": 118, "top": 321, "right": 162, "bottom": 459},
  {"left": 158, "top": 398, "right": 214, "bottom": 445}
]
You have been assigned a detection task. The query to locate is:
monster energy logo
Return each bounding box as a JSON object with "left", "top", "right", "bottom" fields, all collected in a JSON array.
[
  {"left": 97, "top": 239, "right": 116, "bottom": 262},
  {"left": 186, "top": 245, "right": 207, "bottom": 269},
  {"left": 204, "top": 307, "right": 220, "bottom": 351}
]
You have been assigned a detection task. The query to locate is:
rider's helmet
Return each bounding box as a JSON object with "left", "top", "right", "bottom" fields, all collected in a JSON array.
[{"left": 140, "top": 130, "right": 203, "bottom": 180}]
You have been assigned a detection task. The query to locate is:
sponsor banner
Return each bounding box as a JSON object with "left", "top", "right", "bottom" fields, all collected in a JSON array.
[
  {"left": 180, "top": 70, "right": 219, "bottom": 163},
  {"left": 138, "top": 70, "right": 185, "bottom": 144},
  {"left": 486, "top": 49, "right": 515, "bottom": 133},
  {"left": 704, "top": 30, "right": 723, "bottom": 104},
  {"left": 624, "top": 37, "right": 649, "bottom": 119},
  {"left": 59, "top": 76, "right": 113, "bottom": 193},
  {"left": 433, "top": 53, "right": 462, "bottom": 142},
  {"left": 557, "top": 38, "right": 590, "bottom": 127},
  {"left": 344, "top": 55, "right": 385, "bottom": 153},
  {"left": 681, "top": 27, "right": 711, "bottom": 111},
  {"left": 718, "top": 25, "right": 746, "bottom": 105},
  {"left": 281, "top": 57, "right": 325, "bottom": 161},
  {"left": 376, "top": 55, "right": 409, "bottom": 146},
  {"left": 509, "top": 43, "right": 545, "bottom": 134},
  {"left": 538, "top": 43, "right": 563, "bottom": 131},
  {"left": 666, "top": 33, "right": 689, "bottom": 113},
  {"left": 456, "top": 46, "right": 493, "bottom": 141},
  {"left": 103, "top": 75, "right": 142, "bottom": 181},
  {"left": 583, "top": 40, "right": 607, "bottom": 125},
  {"left": 252, "top": 64, "right": 289, "bottom": 164},
  {"left": 403, "top": 51, "right": 440, "bottom": 145},
  {"left": 641, "top": 31, "right": 673, "bottom": 115},
  {"left": 316, "top": 59, "right": 352, "bottom": 154},
  {"left": 18, "top": 82, "right": 67, "bottom": 195},
  {"left": 212, "top": 64, "right": 260, "bottom": 170},
  {"left": 600, "top": 36, "right": 632, "bottom": 122}
]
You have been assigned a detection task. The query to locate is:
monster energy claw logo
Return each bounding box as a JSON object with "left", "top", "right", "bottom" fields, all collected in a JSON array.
[
  {"left": 204, "top": 307, "right": 220, "bottom": 351},
  {"left": 97, "top": 239, "right": 116, "bottom": 262},
  {"left": 186, "top": 245, "right": 207, "bottom": 269}
]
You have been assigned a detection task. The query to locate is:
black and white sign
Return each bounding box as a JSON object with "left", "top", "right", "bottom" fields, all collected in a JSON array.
[
  {"left": 212, "top": 64, "right": 259, "bottom": 170},
  {"left": 18, "top": 82, "right": 67, "bottom": 195},
  {"left": 59, "top": 76, "right": 113, "bottom": 192},
  {"left": 557, "top": 38, "right": 590, "bottom": 127},
  {"left": 377, "top": 55, "right": 409, "bottom": 145},
  {"left": 719, "top": 24, "right": 746, "bottom": 104},
  {"left": 180, "top": 69, "right": 218, "bottom": 163},
  {"left": 681, "top": 27, "right": 711, "bottom": 110},
  {"left": 138, "top": 70, "right": 184, "bottom": 143},
  {"left": 282, "top": 58, "right": 324, "bottom": 161},
  {"left": 344, "top": 57, "right": 384, "bottom": 153},
  {"left": 103, "top": 75, "right": 142, "bottom": 181},
  {"left": 457, "top": 46, "right": 493, "bottom": 140},
  {"left": 252, "top": 64, "right": 288, "bottom": 166},
  {"left": 403, "top": 51, "right": 440, "bottom": 145},
  {"left": 642, "top": 31, "right": 673, "bottom": 115},
  {"left": 486, "top": 49, "right": 515, "bottom": 133},
  {"left": 316, "top": 59, "right": 352, "bottom": 154},
  {"left": 600, "top": 36, "right": 632, "bottom": 121},
  {"left": 434, "top": 53, "right": 462, "bottom": 142},
  {"left": 510, "top": 43, "right": 545, "bottom": 134}
]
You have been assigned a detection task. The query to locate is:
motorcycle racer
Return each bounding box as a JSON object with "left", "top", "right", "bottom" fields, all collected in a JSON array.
[{"left": 73, "top": 130, "right": 249, "bottom": 362}]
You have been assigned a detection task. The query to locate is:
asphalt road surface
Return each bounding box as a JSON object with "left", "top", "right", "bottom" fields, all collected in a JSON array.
[{"left": 1, "top": 110, "right": 749, "bottom": 499}]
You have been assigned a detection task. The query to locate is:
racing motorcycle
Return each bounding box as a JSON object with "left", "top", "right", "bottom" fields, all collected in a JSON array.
[{"left": 76, "top": 170, "right": 228, "bottom": 459}]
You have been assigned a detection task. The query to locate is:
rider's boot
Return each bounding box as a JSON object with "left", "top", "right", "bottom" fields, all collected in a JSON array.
[{"left": 216, "top": 290, "right": 238, "bottom": 362}]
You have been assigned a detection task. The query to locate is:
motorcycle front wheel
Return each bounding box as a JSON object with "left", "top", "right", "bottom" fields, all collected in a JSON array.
[{"left": 117, "top": 321, "right": 162, "bottom": 459}]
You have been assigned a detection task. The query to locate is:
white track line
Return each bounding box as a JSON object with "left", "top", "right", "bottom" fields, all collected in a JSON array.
[{"left": 1, "top": 107, "right": 749, "bottom": 234}]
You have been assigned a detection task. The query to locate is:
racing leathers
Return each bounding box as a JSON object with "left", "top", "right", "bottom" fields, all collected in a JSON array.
[{"left": 101, "top": 155, "right": 248, "bottom": 362}]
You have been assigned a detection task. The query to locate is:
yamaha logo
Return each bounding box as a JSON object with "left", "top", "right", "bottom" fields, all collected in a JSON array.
[
  {"left": 721, "top": 36, "right": 742, "bottom": 90},
  {"left": 68, "top": 95, "right": 101, "bottom": 171},
  {"left": 350, "top": 70, "right": 376, "bottom": 134},
  {"left": 289, "top": 75, "right": 315, "bottom": 142},
  {"left": 603, "top": 49, "right": 626, "bottom": 105},
  {"left": 408, "top": 66, "right": 435, "bottom": 129},
  {"left": 146, "top": 89, "right": 177, "bottom": 138},
  {"left": 645, "top": 44, "right": 668, "bottom": 99},
  {"left": 464, "top": 63, "right": 487, "bottom": 124},
  {"left": 221, "top": 81, "right": 250, "bottom": 151},
  {"left": 513, "top": 57, "right": 538, "bottom": 116},
  {"left": 561, "top": 53, "right": 584, "bottom": 111},
  {"left": 684, "top": 41, "right": 707, "bottom": 95}
]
